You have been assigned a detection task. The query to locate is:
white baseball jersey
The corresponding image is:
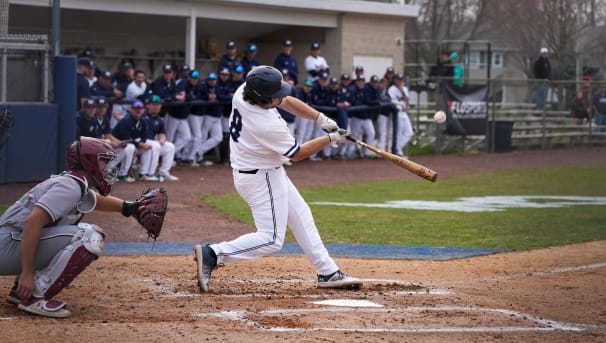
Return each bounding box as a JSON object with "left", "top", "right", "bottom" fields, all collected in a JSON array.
[
  {"left": 210, "top": 82, "right": 339, "bottom": 276},
  {"left": 304, "top": 55, "right": 329, "bottom": 81},
  {"left": 229, "top": 84, "right": 300, "bottom": 170}
]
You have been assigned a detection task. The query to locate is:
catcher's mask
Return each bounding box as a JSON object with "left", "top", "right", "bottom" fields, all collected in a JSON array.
[
  {"left": 243, "top": 66, "right": 291, "bottom": 107},
  {"left": 67, "top": 137, "right": 117, "bottom": 195}
]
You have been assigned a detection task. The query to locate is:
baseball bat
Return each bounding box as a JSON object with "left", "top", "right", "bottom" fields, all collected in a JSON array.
[{"left": 346, "top": 136, "right": 438, "bottom": 182}]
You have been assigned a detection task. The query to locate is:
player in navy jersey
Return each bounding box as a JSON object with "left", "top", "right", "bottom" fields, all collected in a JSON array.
[{"left": 142, "top": 95, "right": 178, "bottom": 181}]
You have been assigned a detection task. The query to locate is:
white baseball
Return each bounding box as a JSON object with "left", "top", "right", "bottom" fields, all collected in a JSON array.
[{"left": 433, "top": 110, "right": 447, "bottom": 124}]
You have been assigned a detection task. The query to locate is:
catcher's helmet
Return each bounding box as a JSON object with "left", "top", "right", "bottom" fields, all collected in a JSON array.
[
  {"left": 67, "top": 137, "right": 117, "bottom": 196},
  {"left": 243, "top": 66, "right": 291, "bottom": 105}
]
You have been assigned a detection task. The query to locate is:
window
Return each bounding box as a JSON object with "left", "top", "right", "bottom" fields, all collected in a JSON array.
[{"left": 492, "top": 52, "right": 503, "bottom": 68}]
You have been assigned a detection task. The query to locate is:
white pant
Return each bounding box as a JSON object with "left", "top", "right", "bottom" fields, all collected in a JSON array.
[
  {"left": 185, "top": 115, "right": 222, "bottom": 161},
  {"left": 210, "top": 168, "right": 339, "bottom": 276},
  {"left": 394, "top": 111, "right": 413, "bottom": 155},
  {"left": 347, "top": 117, "right": 376, "bottom": 158},
  {"left": 164, "top": 115, "right": 191, "bottom": 159},
  {"left": 295, "top": 117, "right": 316, "bottom": 144},
  {"left": 140, "top": 139, "right": 176, "bottom": 176},
  {"left": 108, "top": 143, "right": 136, "bottom": 177},
  {"left": 376, "top": 114, "right": 393, "bottom": 152}
]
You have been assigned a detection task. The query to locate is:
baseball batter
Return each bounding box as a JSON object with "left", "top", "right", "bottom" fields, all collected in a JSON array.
[
  {"left": 194, "top": 66, "right": 362, "bottom": 292},
  {"left": 0, "top": 137, "right": 166, "bottom": 318}
]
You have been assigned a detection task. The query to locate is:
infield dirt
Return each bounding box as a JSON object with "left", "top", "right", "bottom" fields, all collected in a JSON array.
[{"left": 1, "top": 147, "right": 605, "bottom": 342}]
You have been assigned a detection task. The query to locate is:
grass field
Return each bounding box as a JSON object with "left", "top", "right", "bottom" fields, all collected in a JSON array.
[{"left": 204, "top": 164, "right": 606, "bottom": 251}]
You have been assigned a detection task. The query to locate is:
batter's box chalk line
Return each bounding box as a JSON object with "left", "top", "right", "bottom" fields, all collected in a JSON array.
[
  {"left": 192, "top": 306, "right": 587, "bottom": 334},
  {"left": 139, "top": 277, "right": 454, "bottom": 298}
]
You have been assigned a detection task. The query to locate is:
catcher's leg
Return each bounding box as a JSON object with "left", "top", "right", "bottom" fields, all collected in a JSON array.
[{"left": 17, "top": 223, "right": 104, "bottom": 318}]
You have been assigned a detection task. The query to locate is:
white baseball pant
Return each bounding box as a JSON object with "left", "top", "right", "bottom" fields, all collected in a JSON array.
[
  {"left": 347, "top": 117, "right": 376, "bottom": 158},
  {"left": 140, "top": 139, "right": 176, "bottom": 177},
  {"left": 108, "top": 143, "right": 136, "bottom": 177},
  {"left": 394, "top": 111, "right": 414, "bottom": 156},
  {"left": 210, "top": 167, "right": 339, "bottom": 276},
  {"left": 186, "top": 115, "right": 222, "bottom": 162},
  {"left": 375, "top": 113, "right": 393, "bottom": 152},
  {"left": 164, "top": 115, "right": 192, "bottom": 160}
]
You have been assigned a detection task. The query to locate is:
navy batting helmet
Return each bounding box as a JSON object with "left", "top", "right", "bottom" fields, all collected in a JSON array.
[{"left": 243, "top": 66, "right": 291, "bottom": 105}]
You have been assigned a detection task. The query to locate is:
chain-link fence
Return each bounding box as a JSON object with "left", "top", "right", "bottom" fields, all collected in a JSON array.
[
  {"left": 406, "top": 77, "right": 606, "bottom": 153},
  {"left": 0, "top": 34, "right": 50, "bottom": 102}
]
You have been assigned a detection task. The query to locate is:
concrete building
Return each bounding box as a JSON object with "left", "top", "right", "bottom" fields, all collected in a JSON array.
[{"left": 8, "top": 0, "right": 419, "bottom": 85}]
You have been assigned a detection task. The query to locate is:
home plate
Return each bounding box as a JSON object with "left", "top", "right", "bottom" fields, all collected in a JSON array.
[{"left": 311, "top": 299, "right": 384, "bottom": 308}]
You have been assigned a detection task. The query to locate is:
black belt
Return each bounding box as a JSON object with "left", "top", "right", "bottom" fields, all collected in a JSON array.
[{"left": 238, "top": 169, "right": 259, "bottom": 174}]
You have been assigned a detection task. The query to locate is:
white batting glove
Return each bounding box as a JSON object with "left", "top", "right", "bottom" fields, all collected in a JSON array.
[
  {"left": 316, "top": 112, "right": 339, "bottom": 132},
  {"left": 328, "top": 129, "right": 351, "bottom": 144}
]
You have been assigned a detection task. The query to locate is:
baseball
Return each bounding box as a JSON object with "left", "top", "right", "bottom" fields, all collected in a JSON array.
[{"left": 433, "top": 110, "right": 447, "bottom": 124}]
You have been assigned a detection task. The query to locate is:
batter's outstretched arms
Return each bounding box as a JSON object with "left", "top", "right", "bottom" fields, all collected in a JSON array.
[
  {"left": 279, "top": 96, "right": 338, "bottom": 132},
  {"left": 290, "top": 129, "right": 350, "bottom": 161}
]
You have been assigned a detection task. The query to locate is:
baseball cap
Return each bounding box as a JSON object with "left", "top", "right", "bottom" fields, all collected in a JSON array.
[
  {"left": 355, "top": 75, "right": 365, "bottom": 81},
  {"left": 148, "top": 95, "right": 162, "bottom": 104},
  {"left": 283, "top": 39, "right": 293, "bottom": 47},
  {"left": 189, "top": 70, "right": 200, "bottom": 78},
  {"left": 319, "top": 71, "right": 329, "bottom": 79},
  {"left": 77, "top": 57, "right": 93, "bottom": 68},
  {"left": 281, "top": 68, "right": 289, "bottom": 76},
  {"left": 311, "top": 42, "right": 320, "bottom": 50},
  {"left": 540, "top": 47, "right": 548, "bottom": 54},
  {"left": 247, "top": 43, "right": 257, "bottom": 52},
  {"left": 449, "top": 52, "right": 459, "bottom": 60},
  {"left": 341, "top": 73, "right": 351, "bottom": 81},
  {"left": 370, "top": 75, "right": 379, "bottom": 83},
  {"left": 95, "top": 97, "right": 108, "bottom": 106},
  {"left": 394, "top": 73, "right": 404, "bottom": 80},
  {"left": 226, "top": 41, "right": 236, "bottom": 49},
  {"left": 180, "top": 64, "right": 190, "bottom": 72},
  {"left": 304, "top": 80, "right": 314, "bottom": 87},
  {"left": 219, "top": 67, "right": 230, "bottom": 75},
  {"left": 329, "top": 77, "right": 338, "bottom": 84},
  {"left": 386, "top": 66, "right": 394, "bottom": 73},
  {"left": 234, "top": 65, "right": 244, "bottom": 74},
  {"left": 207, "top": 72, "right": 218, "bottom": 80},
  {"left": 100, "top": 70, "right": 112, "bottom": 79},
  {"left": 83, "top": 98, "right": 96, "bottom": 108},
  {"left": 121, "top": 62, "right": 133, "bottom": 69},
  {"left": 355, "top": 65, "right": 364, "bottom": 72},
  {"left": 132, "top": 100, "right": 144, "bottom": 109},
  {"left": 163, "top": 64, "right": 173, "bottom": 73}
]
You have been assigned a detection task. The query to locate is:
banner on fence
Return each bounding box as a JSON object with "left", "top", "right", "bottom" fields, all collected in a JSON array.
[{"left": 441, "top": 84, "right": 488, "bottom": 135}]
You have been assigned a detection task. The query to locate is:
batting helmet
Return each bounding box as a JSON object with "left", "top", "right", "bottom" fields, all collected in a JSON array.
[
  {"left": 67, "top": 137, "right": 117, "bottom": 196},
  {"left": 243, "top": 66, "right": 291, "bottom": 105}
]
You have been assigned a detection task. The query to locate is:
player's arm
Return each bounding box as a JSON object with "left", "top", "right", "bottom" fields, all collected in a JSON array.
[
  {"left": 290, "top": 130, "right": 349, "bottom": 161},
  {"left": 280, "top": 96, "right": 339, "bottom": 132},
  {"left": 94, "top": 193, "right": 126, "bottom": 212},
  {"left": 18, "top": 206, "right": 51, "bottom": 299}
]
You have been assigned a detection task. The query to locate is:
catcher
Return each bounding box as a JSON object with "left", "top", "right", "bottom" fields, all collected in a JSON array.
[{"left": 0, "top": 137, "right": 167, "bottom": 318}]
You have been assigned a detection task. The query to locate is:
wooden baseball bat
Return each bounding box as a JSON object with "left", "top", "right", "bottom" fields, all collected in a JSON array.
[{"left": 346, "top": 136, "right": 438, "bottom": 182}]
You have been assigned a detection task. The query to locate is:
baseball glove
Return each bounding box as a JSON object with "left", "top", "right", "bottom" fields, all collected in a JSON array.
[
  {"left": 122, "top": 187, "right": 168, "bottom": 240},
  {"left": 0, "top": 106, "right": 14, "bottom": 149}
]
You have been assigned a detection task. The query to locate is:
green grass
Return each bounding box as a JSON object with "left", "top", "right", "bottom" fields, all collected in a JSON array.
[{"left": 203, "top": 164, "right": 606, "bottom": 251}]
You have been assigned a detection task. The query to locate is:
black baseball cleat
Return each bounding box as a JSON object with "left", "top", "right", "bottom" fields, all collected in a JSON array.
[
  {"left": 194, "top": 244, "right": 218, "bottom": 292},
  {"left": 317, "top": 270, "right": 363, "bottom": 289}
]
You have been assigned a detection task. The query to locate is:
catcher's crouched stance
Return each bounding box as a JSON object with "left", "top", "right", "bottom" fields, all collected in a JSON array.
[{"left": 0, "top": 137, "right": 167, "bottom": 318}]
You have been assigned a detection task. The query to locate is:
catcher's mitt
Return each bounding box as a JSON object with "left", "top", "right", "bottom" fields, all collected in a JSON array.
[
  {"left": 132, "top": 187, "right": 168, "bottom": 240},
  {"left": 0, "top": 106, "right": 14, "bottom": 149}
]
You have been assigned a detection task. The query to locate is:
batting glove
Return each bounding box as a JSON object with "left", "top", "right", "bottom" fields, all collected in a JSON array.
[
  {"left": 328, "top": 129, "right": 351, "bottom": 144},
  {"left": 316, "top": 112, "right": 339, "bottom": 133}
]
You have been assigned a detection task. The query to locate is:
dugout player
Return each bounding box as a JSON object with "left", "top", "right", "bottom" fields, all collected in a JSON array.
[
  {"left": 194, "top": 66, "right": 362, "bottom": 292},
  {"left": 0, "top": 137, "right": 147, "bottom": 318}
]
